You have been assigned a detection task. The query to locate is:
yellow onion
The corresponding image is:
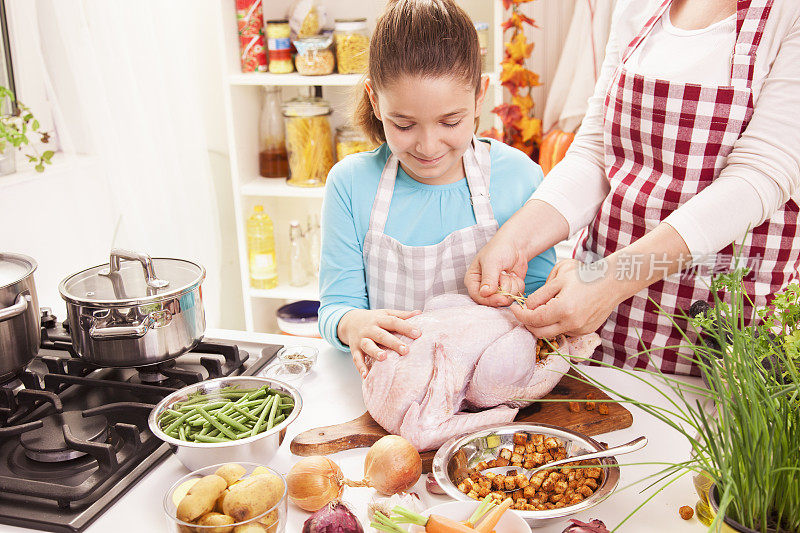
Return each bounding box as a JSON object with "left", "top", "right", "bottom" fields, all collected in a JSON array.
[
  {"left": 287, "top": 456, "right": 347, "bottom": 511},
  {"left": 363, "top": 435, "right": 422, "bottom": 495}
]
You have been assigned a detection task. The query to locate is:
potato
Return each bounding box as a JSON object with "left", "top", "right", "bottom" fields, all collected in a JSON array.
[
  {"left": 172, "top": 477, "right": 201, "bottom": 507},
  {"left": 232, "top": 524, "right": 269, "bottom": 532},
  {"left": 215, "top": 464, "right": 247, "bottom": 486},
  {"left": 215, "top": 489, "right": 229, "bottom": 513},
  {"left": 197, "top": 512, "right": 236, "bottom": 533},
  {"left": 250, "top": 466, "right": 272, "bottom": 477},
  {"left": 222, "top": 475, "right": 283, "bottom": 522},
  {"left": 177, "top": 474, "right": 228, "bottom": 522},
  {"left": 259, "top": 510, "right": 279, "bottom": 533}
]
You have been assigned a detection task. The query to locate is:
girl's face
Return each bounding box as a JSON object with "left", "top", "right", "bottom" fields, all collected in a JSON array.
[{"left": 367, "top": 74, "right": 489, "bottom": 185}]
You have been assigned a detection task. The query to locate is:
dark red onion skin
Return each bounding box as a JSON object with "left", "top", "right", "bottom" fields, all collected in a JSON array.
[
  {"left": 302, "top": 501, "right": 364, "bottom": 533},
  {"left": 561, "top": 519, "right": 610, "bottom": 533}
]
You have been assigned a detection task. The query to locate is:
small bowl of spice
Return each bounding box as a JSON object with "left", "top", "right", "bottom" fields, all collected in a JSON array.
[{"left": 277, "top": 345, "right": 318, "bottom": 373}]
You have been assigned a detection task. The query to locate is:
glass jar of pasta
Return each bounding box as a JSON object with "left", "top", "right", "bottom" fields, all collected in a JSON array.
[
  {"left": 334, "top": 18, "right": 369, "bottom": 74},
  {"left": 335, "top": 125, "right": 375, "bottom": 161},
  {"left": 282, "top": 96, "right": 334, "bottom": 188},
  {"left": 293, "top": 35, "right": 335, "bottom": 76}
]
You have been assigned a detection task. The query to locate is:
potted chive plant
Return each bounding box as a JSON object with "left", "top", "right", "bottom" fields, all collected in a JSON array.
[
  {"left": 0, "top": 86, "right": 53, "bottom": 175},
  {"left": 560, "top": 269, "right": 799, "bottom": 532}
]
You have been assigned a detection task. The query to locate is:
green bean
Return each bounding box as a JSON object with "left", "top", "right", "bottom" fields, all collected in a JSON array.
[
  {"left": 272, "top": 413, "right": 286, "bottom": 425},
  {"left": 194, "top": 406, "right": 237, "bottom": 440},
  {"left": 194, "top": 434, "right": 231, "bottom": 443},
  {"left": 162, "top": 411, "right": 192, "bottom": 434},
  {"left": 178, "top": 426, "right": 187, "bottom": 441},
  {"left": 232, "top": 404, "right": 260, "bottom": 422},
  {"left": 251, "top": 395, "right": 274, "bottom": 436},
  {"left": 217, "top": 412, "right": 250, "bottom": 433},
  {"left": 198, "top": 425, "right": 211, "bottom": 437},
  {"left": 266, "top": 392, "right": 280, "bottom": 430}
]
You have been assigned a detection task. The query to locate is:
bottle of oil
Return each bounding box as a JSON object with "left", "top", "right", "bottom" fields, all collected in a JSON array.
[{"left": 247, "top": 205, "right": 278, "bottom": 289}]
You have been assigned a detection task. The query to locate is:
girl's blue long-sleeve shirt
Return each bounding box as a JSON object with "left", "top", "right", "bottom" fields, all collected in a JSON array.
[{"left": 318, "top": 138, "right": 556, "bottom": 350}]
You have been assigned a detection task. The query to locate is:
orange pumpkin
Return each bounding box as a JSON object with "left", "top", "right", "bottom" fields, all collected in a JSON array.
[{"left": 538, "top": 129, "right": 575, "bottom": 175}]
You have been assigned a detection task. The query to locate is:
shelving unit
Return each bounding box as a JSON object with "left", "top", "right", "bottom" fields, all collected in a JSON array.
[{"left": 218, "top": 0, "right": 506, "bottom": 333}]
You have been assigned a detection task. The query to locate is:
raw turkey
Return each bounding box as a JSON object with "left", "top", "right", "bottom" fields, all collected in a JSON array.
[{"left": 362, "top": 294, "right": 601, "bottom": 451}]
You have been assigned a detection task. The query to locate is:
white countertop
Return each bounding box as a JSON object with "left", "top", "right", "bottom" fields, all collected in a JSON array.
[{"left": 0, "top": 329, "right": 706, "bottom": 532}]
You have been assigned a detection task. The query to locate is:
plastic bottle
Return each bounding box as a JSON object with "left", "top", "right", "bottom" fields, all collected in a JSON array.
[
  {"left": 247, "top": 205, "right": 278, "bottom": 289},
  {"left": 289, "top": 220, "right": 310, "bottom": 287},
  {"left": 306, "top": 213, "right": 321, "bottom": 277}
]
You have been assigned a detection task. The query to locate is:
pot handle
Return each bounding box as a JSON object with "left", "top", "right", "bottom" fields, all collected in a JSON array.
[
  {"left": 89, "top": 313, "right": 156, "bottom": 340},
  {"left": 0, "top": 293, "right": 30, "bottom": 322},
  {"left": 98, "top": 249, "right": 169, "bottom": 289}
]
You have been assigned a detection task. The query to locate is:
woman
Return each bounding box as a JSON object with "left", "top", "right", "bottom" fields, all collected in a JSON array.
[{"left": 466, "top": 0, "right": 800, "bottom": 374}]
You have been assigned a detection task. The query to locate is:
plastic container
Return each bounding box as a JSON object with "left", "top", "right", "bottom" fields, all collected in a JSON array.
[
  {"left": 293, "top": 35, "right": 335, "bottom": 76},
  {"left": 247, "top": 205, "right": 278, "bottom": 289},
  {"left": 276, "top": 300, "right": 320, "bottom": 337},
  {"left": 474, "top": 22, "right": 489, "bottom": 72},
  {"left": 335, "top": 125, "right": 374, "bottom": 161},
  {"left": 334, "top": 18, "right": 369, "bottom": 74},
  {"left": 163, "top": 462, "right": 288, "bottom": 533},
  {"left": 259, "top": 86, "right": 288, "bottom": 178},
  {"left": 282, "top": 96, "right": 334, "bottom": 187},
  {"left": 266, "top": 19, "right": 293, "bottom": 74}
]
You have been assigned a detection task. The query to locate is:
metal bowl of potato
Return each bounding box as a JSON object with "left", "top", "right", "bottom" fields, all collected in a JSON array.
[
  {"left": 431, "top": 423, "right": 620, "bottom": 527},
  {"left": 149, "top": 376, "right": 302, "bottom": 470},
  {"left": 163, "top": 462, "right": 287, "bottom": 532}
]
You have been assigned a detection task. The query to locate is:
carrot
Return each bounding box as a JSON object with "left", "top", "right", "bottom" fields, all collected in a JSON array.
[
  {"left": 474, "top": 497, "right": 513, "bottom": 533},
  {"left": 425, "top": 514, "right": 479, "bottom": 533}
]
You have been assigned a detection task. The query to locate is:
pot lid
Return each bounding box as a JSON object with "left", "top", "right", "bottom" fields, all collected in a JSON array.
[
  {"left": 0, "top": 253, "right": 37, "bottom": 289},
  {"left": 59, "top": 250, "right": 205, "bottom": 306}
]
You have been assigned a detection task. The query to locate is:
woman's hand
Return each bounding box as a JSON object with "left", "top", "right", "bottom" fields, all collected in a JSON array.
[
  {"left": 465, "top": 200, "right": 570, "bottom": 307},
  {"left": 510, "top": 258, "right": 622, "bottom": 338},
  {"left": 337, "top": 308, "right": 422, "bottom": 378}
]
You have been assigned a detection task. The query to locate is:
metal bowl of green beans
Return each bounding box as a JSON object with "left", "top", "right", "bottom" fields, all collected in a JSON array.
[{"left": 148, "top": 376, "right": 302, "bottom": 470}]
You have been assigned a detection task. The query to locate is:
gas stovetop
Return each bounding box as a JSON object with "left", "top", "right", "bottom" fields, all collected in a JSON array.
[{"left": 0, "top": 310, "right": 280, "bottom": 532}]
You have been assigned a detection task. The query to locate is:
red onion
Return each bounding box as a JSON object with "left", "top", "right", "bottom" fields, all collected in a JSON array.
[
  {"left": 302, "top": 501, "right": 364, "bottom": 533},
  {"left": 561, "top": 519, "right": 610, "bottom": 533},
  {"left": 426, "top": 472, "right": 446, "bottom": 495}
]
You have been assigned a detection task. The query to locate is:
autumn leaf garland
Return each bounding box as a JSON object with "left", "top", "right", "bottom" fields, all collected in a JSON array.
[{"left": 480, "top": 0, "right": 542, "bottom": 157}]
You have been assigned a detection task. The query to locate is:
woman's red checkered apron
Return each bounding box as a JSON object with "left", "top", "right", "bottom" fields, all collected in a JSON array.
[{"left": 574, "top": 0, "right": 800, "bottom": 374}]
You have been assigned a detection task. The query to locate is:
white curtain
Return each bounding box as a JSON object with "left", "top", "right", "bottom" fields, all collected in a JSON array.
[{"left": 11, "top": 0, "right": 225, "bottom": 325}]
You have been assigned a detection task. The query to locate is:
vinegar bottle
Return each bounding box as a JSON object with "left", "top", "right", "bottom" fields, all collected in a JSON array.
[{"left": 247, "top": 205, "right": 278, "bottom": 289}]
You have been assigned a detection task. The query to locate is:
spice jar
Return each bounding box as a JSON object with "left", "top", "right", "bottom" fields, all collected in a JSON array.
[
  {"left": 334, "top": 18, "right": 369, "bottom": 74},
  {"left": 282, "top": 96, "right": 334, "bottom": 187},
  {"left": 266, "top": 19, "right": 293, "bottom": 74},
  {"left": 474, "top": 22, "right": 489, "bottom": 72},
  {"left": 293, "top": 35, "right": 335, "bottom": 76},
  {"left": 335, "top": 125, "right": 375, "bottom": 161}
]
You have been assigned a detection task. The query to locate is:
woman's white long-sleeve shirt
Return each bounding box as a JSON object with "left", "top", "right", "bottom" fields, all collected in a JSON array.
[{"left": 531, "top": 0, "right": 800, "bottom": 260}]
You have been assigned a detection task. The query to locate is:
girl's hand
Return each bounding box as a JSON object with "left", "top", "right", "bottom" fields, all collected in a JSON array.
[
  {"left": 509, "top": 258, "right": 622, "bottom": 338},
  {"left": 338, "top": 308, "right": 422, "bottom": 378}
]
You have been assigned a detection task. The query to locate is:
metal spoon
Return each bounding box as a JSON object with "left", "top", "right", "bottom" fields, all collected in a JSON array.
[{"left": 482, "top": 436, "right": 648, "bottom": 491}]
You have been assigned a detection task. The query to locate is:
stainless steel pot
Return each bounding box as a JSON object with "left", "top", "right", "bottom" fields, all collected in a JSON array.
[
  {"left": 0, "top": 253, "right": 40, "bottom": 381},
  {"left": 59, "top": 249, "right": 206, "bottom": 367}
]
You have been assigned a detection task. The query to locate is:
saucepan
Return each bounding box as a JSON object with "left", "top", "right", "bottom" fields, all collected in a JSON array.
[
  {"left": 0, "top": 253, "right": 40, "bottom": 381},
  {"left": 59, "top": 249, "right": 206, "bottom": 367}
]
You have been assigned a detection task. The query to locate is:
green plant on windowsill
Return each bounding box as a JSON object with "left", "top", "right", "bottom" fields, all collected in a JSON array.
[
  {"left": 532, "top": 268, "right": 799, "bottom": 532},
  {"left": 1, "top": 86, "right": 53, "bottom": 172}
]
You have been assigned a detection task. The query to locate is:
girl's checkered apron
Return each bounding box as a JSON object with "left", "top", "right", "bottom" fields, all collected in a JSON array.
[
  {"left": 364, "top": 137, "right": 497, "bottom": 311},
  {"left": 575, "top": 0, "right": 799, "bottom": 374}
]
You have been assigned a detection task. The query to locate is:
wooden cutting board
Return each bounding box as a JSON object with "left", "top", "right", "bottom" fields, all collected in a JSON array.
[{"left": 291, "top": 370, "right": 632, "bottom": 472}]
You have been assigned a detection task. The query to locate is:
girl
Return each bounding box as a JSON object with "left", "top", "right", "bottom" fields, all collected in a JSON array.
[{"left": 318, "top": 0, "right": 556, "bottom": 376}]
